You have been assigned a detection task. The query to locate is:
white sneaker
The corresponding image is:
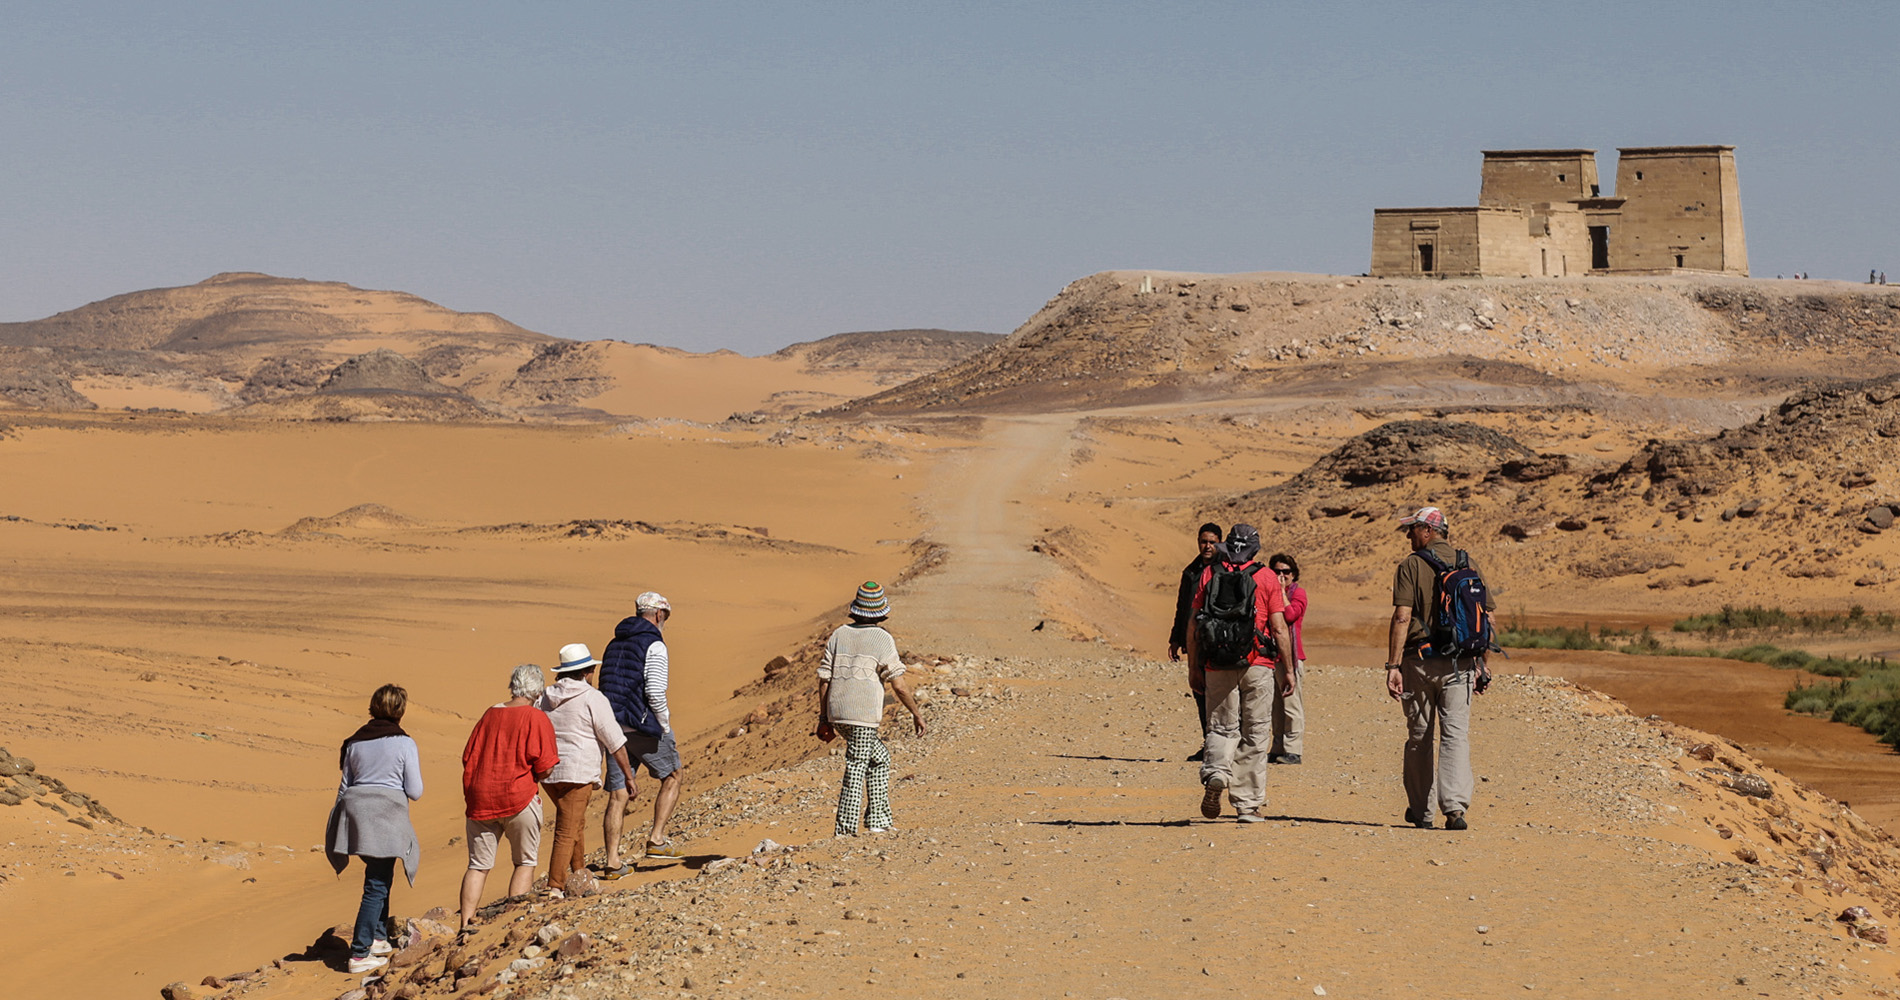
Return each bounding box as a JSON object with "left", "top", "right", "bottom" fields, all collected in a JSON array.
[
  {"left": 368, "top": 938, "right": 394, "bottom": 957},
  {"left": 347, "top": 954, "right": 388, "bottom": 974}
]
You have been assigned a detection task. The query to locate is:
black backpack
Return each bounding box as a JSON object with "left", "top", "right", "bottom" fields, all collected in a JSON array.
[{"left": 1195, "top": 562, "right": 1279, "bottom": 667}]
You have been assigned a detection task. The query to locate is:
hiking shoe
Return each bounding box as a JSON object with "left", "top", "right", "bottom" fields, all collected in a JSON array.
[
  {"left": 1445, "top": 811, "right": 1468, "bottom": 831},
  {"left": 1404, "top": 807, "right": 1431, "bottom": 829},
  {"left": 645, "top": 840, "right": 686, "bottom": 860},
  {"left": 368, "top": 938, "right": 394, "bottom": 957},
  {"left": 1199, "top": 774, "right": 1228, "bottom": 819},
  {"left": 1273, "top": 753, "right": 1302, "bottom": 765},
  {"left": 1236, "top": 809, "right": 1267, "bottom": 824},
  {"left": 597, "top": 862, "right": 631, "bottom": 881},
  {"left": 346, "top": 955, "right": 388, "bottom": 975}
]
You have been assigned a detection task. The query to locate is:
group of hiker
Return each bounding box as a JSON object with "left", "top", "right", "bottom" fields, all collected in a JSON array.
[
  {"left": 324, "top": 592, "right": 686, "bottom": 973},
  {"left": 322, "top": 582, "right": 922, "bottom": 975},
  {"left": 1169, "top": 504, "right": 1496, "bottom": 832},
  {"left": 319, "top": 504, "right": 1499, "bottom": 973}
]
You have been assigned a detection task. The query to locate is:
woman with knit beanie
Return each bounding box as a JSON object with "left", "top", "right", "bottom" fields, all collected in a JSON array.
[{"left": 815, "top": 581, "right": 926, "bottom": 835}]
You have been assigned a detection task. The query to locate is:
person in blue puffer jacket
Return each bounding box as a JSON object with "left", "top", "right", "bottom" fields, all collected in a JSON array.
[{"left": 597, "top": 592, "right": 685, "bottom": 872}]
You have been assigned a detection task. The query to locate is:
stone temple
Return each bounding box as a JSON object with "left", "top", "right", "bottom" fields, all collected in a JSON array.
[{"left": 1370, "top": 146, "right": 1746, "bottom": 278}]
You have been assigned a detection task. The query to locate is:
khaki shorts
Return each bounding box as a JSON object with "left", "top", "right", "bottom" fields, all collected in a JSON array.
[{"left": 465, "top": 796, "right": 542, "bottom": 871}]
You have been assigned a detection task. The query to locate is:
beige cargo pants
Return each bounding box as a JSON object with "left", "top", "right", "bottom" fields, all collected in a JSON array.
[
  {"left": 1401, "top": 654, "right": 1474, "bottom": 818},
  {"left": 1200, "top": 663, "right": 1274, "bottom": 814},
  {"left": 1270, "top": 660, "right": 1304, "bottom": 757}
]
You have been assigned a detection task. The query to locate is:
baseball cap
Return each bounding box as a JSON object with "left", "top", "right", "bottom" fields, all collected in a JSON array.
[{"left": 1397, "top": 506, "right": 1448, "bottom": 533}]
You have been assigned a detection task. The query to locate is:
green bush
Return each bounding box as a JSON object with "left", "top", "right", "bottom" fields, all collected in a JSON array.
[
  {"left": 1786, "top": 672, "right": 1900, "bottom": 745},
  {"left": 1674, "top": 604, "right": 1897, "bottom": 635}
]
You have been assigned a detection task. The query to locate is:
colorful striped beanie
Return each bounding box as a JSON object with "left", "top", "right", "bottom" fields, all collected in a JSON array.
[{"left": 850, "top": 581, "right": 890, "bottom": 619}]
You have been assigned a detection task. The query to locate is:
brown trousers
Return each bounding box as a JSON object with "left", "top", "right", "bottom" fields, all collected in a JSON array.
[{"left": 542, "top": 782, "right": 594, "bottom": 890}]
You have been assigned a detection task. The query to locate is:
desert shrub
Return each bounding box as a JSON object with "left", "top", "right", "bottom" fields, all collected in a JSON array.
[
  {"left": 1675, "top": 604, "right": 1897, "bottom": 635},
  {"left": 1675, "top": 605, "right": 1795, "bottom": 633},
  {"left": 1786, "top": 671, "right": 1900, "bottom": 744}
]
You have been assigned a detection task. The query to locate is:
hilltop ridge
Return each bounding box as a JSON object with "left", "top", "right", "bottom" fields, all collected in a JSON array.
[
  {"left": 0, "top": 275, "right": 995, "bottom": 421},
  {"left": 834, "top": 270, "right": 1900, "bottom": 414}
]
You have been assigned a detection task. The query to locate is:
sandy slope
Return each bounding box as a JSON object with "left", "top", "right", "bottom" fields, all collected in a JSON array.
[{"left": 0, "top": 414, "right": 935, "bottom": 996}]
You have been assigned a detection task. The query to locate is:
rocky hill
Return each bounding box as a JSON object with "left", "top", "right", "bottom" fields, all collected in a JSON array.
[
  {"left": 1194, "top": 373, "right": 1900, "bottom": 606},
  {"left": 0, "top": 272, "right": 544, "bottom": 353},
  {"left": 835, "top": 271, "right": 1900, "bottom": 414},
  {"left": 772, "top": 329, "right": 1001, "bottom": 385},
  {"left": 0, "top": 277, "right": 996, "bottom": 421}
]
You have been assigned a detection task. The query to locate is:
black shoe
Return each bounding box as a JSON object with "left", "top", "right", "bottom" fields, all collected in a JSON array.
[
  {"left": 1186, "top": 748, "right": 1205, "bottom": 762},
  {"left": 1404, "top": 808, "right": 1431, "bottom": 829},
  {"left": 1445, "top": 811, "right": 1468, "bottom": 831}
]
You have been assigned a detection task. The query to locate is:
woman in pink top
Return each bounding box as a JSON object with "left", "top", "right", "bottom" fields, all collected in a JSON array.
[{"left": 1267, "top": 552, "right": 1307, "bottom": 764}]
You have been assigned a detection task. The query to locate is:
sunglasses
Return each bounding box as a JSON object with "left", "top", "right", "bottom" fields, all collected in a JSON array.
[{"left": 1271, "top": 566, "right": 1294, "bottom": 575}]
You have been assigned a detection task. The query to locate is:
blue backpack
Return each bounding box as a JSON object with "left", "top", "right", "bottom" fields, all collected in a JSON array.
[{"left": 1414, "top": 548, "right": 1502, "bottom": 664}]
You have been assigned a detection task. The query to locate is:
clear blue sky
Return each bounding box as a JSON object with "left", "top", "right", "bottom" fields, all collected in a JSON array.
[{"left": 3, "top": 2, "right": 1893, "bottom": 352}]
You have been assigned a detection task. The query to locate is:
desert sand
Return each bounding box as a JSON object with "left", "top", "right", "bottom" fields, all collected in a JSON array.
[{"left": 6, "top": 270, "right": 1900, "bottom": 998}]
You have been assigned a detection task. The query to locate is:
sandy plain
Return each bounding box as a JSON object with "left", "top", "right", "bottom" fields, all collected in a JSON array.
[{"left": 7, "top": 272, "right": 1900, "bottom": 998}]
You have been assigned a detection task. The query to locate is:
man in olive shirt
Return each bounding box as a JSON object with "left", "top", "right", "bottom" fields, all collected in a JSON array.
[{"left": 1384, "top": 506, "right": 1494, "bottom": 831}]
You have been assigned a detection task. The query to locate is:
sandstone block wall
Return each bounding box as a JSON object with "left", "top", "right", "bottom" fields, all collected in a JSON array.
[
  {"left": 1479, "top": 150, "right": 1600, "bottom": 208},
  {"left": 1610, "top": 147, "right": 1746, "bottom": 274},
  {"left": 1371, "top": 209, "right": 1483, "bottom": 277}
]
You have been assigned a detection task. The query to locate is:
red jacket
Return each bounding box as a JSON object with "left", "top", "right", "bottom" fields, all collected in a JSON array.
[
  {"left": 461, "top": 704, "right": 558, "bottom": 822},
  {"left": 1192, "top": 561, "right": 1288, "bottom": 668}
]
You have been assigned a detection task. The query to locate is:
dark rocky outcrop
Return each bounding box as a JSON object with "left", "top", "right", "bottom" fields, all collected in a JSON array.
[
  {"left": 1287, "top": 421, "right": 1537, "bottom": 489},
  {"left": 1628, "top": 374, "right": 1900, "bottom": 498},
  {"left": 319, "top": 349, "right": 464, "bottom": 396}
]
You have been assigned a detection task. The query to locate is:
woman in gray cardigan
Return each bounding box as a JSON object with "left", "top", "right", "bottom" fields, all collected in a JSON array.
[{"left": 325, "top": 684, "right": 424, "bottom": 975}]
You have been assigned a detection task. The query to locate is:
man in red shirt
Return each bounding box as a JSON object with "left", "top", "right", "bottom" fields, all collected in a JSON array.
[
  {"left": 459, "top": 664, "right": 559, "bottom": 928},
  {"left": 1191, "top": 524, "right": 1296, "bottom": 823}
]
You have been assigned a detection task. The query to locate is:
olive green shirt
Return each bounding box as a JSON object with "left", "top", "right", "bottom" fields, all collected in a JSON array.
[{"left": 1392, "top": 540, "right": 1495, "bottom": 649}]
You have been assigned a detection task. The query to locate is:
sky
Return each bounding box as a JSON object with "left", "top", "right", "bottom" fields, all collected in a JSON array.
[{"left": 2, "top": 2, "right": 1894, "bottom": 353}]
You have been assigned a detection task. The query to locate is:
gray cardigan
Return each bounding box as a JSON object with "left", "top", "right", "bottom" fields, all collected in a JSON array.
[{"left": 325, "top": 784, "right": 421, "bottom": 886}]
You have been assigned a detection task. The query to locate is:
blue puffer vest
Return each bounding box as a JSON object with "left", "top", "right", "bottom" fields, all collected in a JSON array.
[{"left": 600, "top": 615, "right": 664, "bottom": 737}]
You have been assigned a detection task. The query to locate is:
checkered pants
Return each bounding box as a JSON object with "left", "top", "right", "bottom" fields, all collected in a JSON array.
[{"left": 835, "top": 724, "right": 892, "bottom": 835}]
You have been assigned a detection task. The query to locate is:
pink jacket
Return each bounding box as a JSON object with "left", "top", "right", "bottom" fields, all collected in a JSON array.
[{"left": 1283, "top": 584, "right": 1307, "bottom": 661}]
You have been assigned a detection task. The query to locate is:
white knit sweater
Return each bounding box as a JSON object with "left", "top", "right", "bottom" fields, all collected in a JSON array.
[{"left": 818, "top": 623, "right": 905, "bottom": 728}]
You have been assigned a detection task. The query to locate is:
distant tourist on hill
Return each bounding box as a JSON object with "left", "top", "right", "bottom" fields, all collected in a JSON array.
[
  {"left": 1266, "top": 552, "right": 1307, "bottom": 765},
  {"left": 459, "top": 664, "right": 558, "bottom": 922},
  {"left": 1168, "top": 522, "right": 1225, "bottom": 761},
  {"left": 1191, "top": 525, "right": 1295, "bottom": 824},
  {"left": 599, "top": 592, "right": 686, "bottom": 868},
  {"left": 1385, "top": 506, "right": 1496, "bottom": 831},
  {"left": 538, "top": 643, "right": 637, "bottom": 891},
  {"left": 325, "top": 683, "right": 424, "bottom": 974},
  {"left": 817, "top": 581, "right": 926, "bottom": 835}
]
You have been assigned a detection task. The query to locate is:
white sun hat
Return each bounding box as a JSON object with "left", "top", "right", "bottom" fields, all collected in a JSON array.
[{"left": 554, "top": 642, "right": 601, "bottom": 674}]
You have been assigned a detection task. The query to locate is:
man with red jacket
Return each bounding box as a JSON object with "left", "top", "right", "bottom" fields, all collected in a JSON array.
[{"left": 1191, "top": 524, "right": 1296, "bottom": 823}]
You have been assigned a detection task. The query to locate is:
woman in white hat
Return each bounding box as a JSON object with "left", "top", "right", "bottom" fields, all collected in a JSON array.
[{"left": 537, "top": 643, "right": 638, "bottom": 893}]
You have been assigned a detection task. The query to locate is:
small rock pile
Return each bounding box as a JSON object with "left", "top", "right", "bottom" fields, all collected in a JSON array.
[{"left": 0, "top": 746, "right": 121, "bottom": 829}]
